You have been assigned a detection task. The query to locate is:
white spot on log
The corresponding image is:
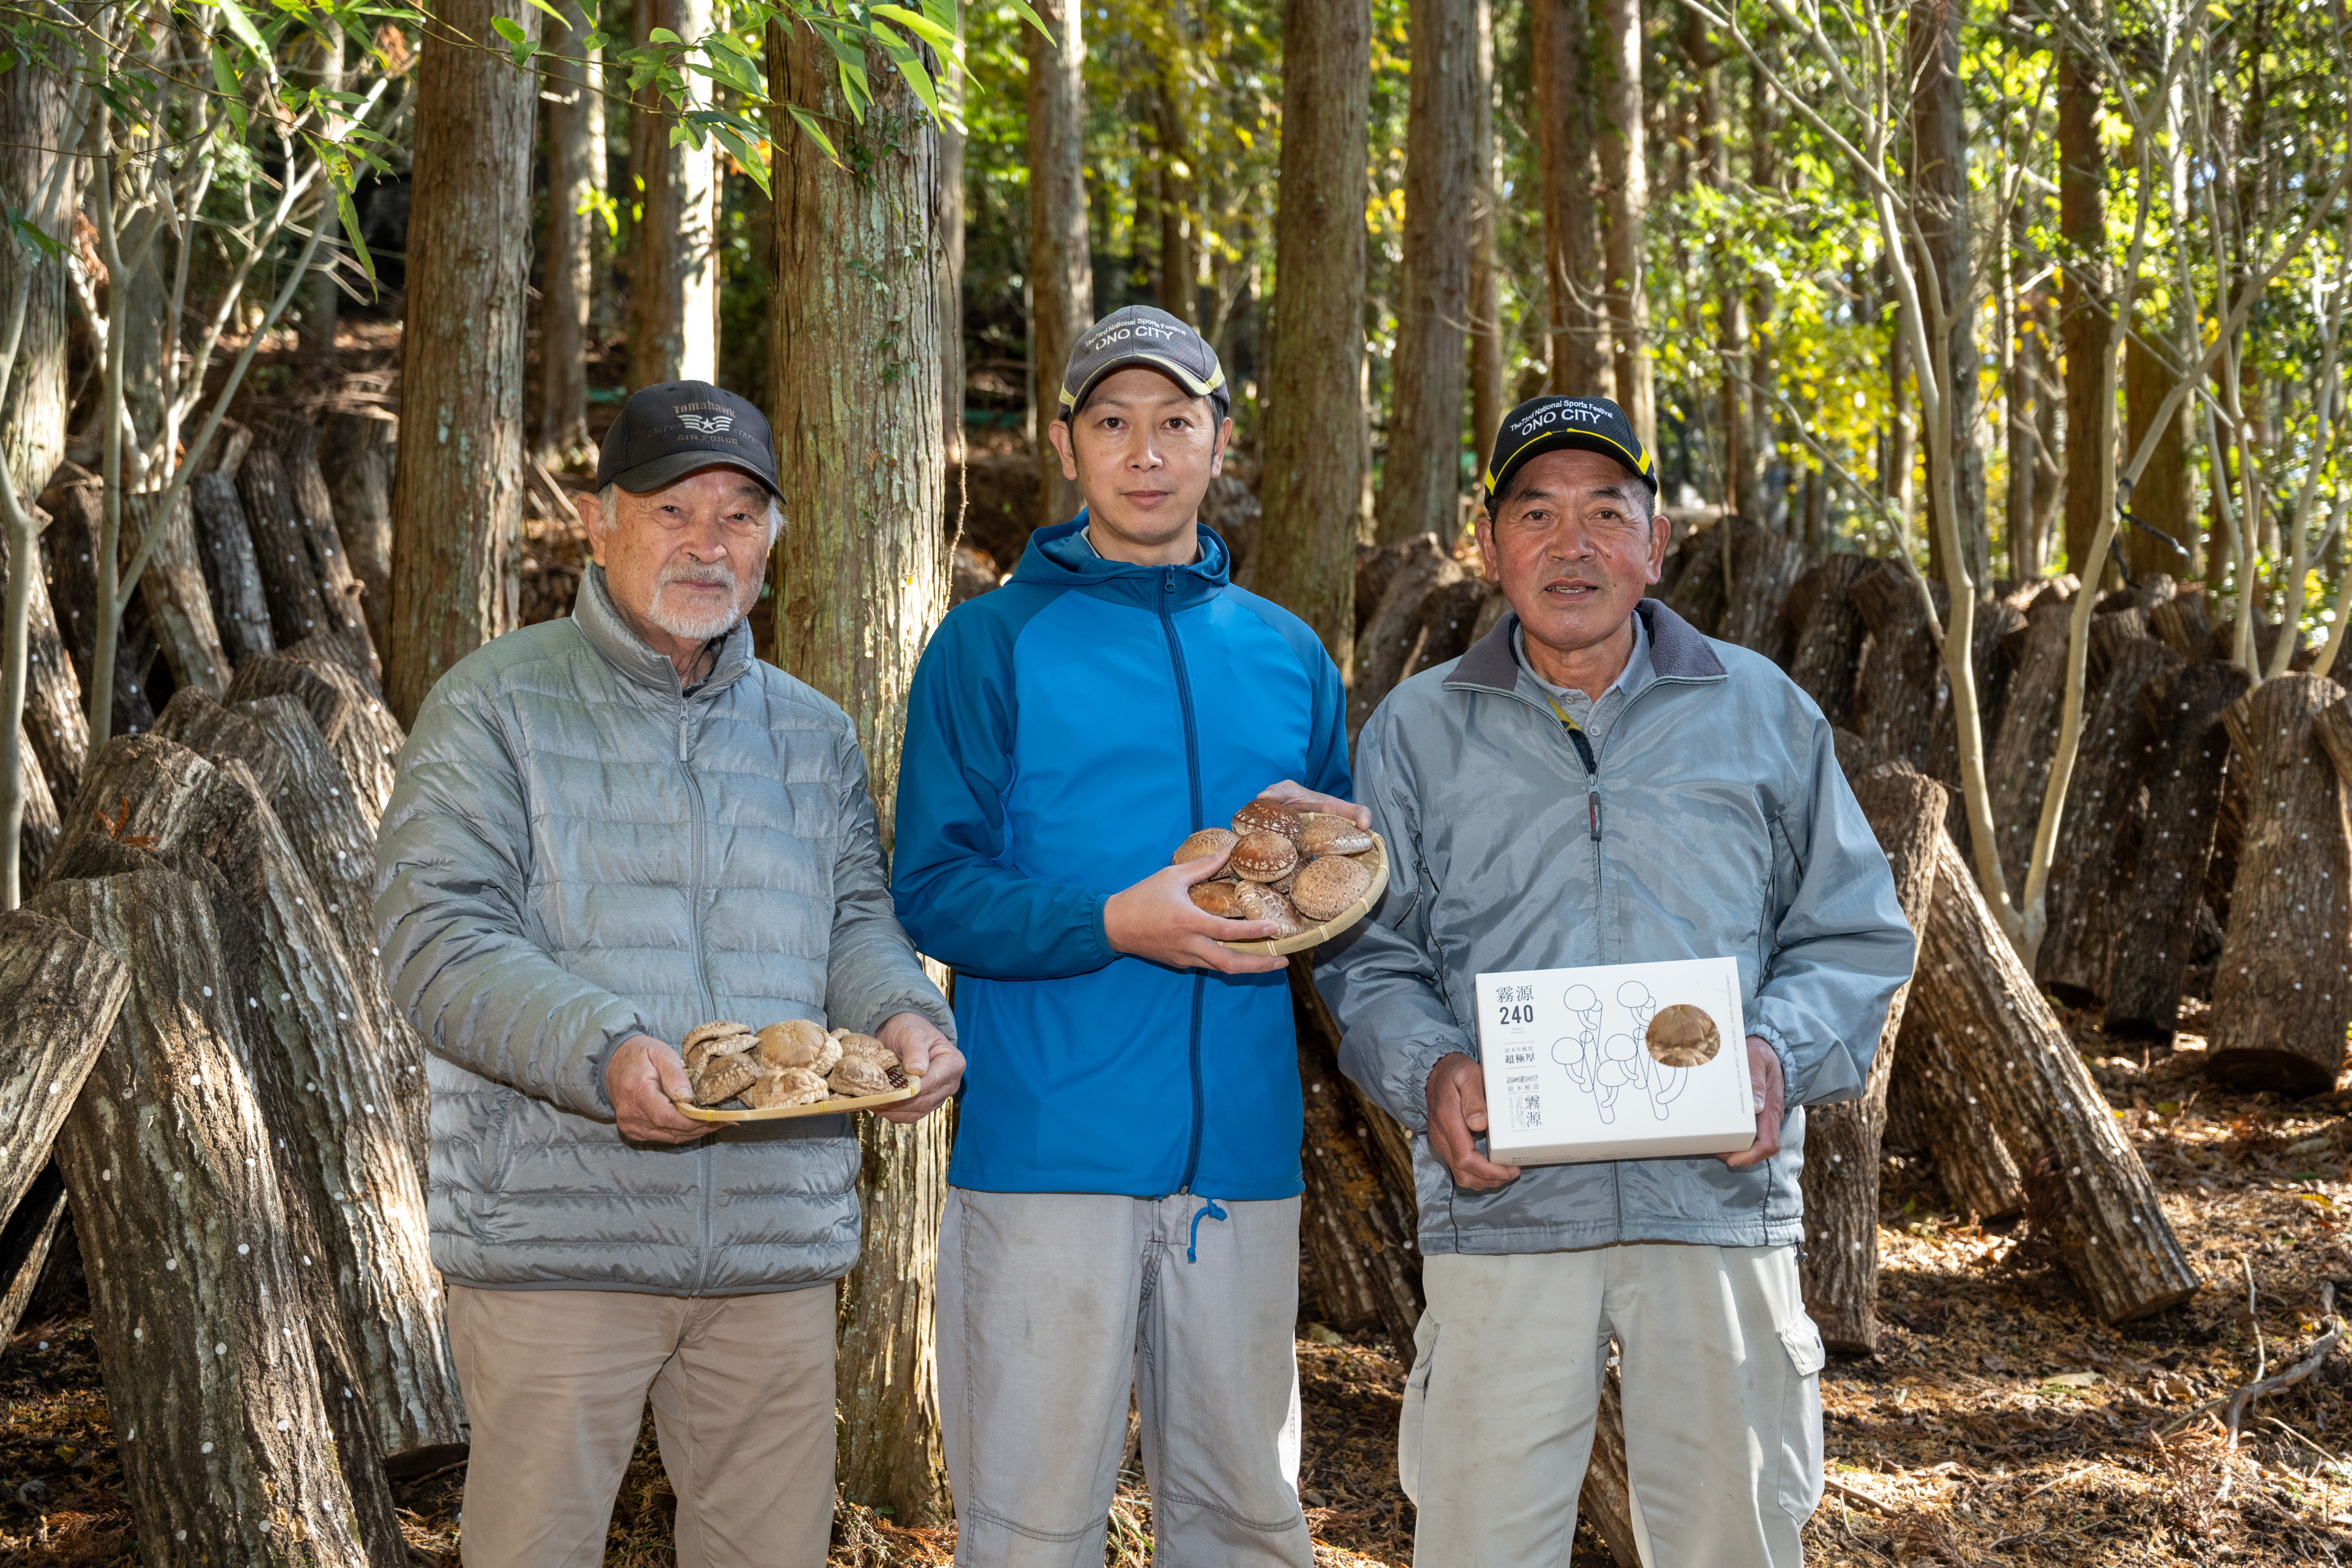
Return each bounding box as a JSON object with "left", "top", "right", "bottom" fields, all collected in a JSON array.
[
  {"left": 237, "top": 1244, "right": 249, "bottom": 1255},
  {"left": 336, "top": 1012, "right": 347, "bottom": 1021},
  {"left": 214, "top": 1343, "right": 225, "bottom": 1355},
  {"left": 133, "top": 1327, "right": 140, "bottom": 1338},
  {"left": 201, "top": 986, "right": 212, "bottom": 997},
  {"left": 172, "top": 1172, "right": 183, "bottom": 1182},
  {"left": 274, "top": 1420, "right": 289, "bottom": 1432},
  {"left": 199, "top": 1441, "right": 212, "bottom": 1454}
]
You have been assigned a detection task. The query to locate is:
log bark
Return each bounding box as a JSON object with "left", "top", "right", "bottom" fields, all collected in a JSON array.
[
  {"left": 389, "top": 0, "right": 536, "bottom": 725},
  {"left": 0, "top": 1162, "right": 68, "bottom": 1341},
  {"left": 192, "top": 471, "right": 276, "bottom": 667},
  {"left": 1407, "top": 578, "right": 1501, "bottom": 679},
  {"left": 14, "top": 732, "right": 57, "bottom": 887},
  {"left": 1292, "top": 960, "right": 1422, "bottom": 1350},
  {"left": 2103, "top": 660, "right": 2250, "bottom": 1036},
  {"left": 1926, "top": 597, "right": 2025, "bottom": 847},
  {"left": 125, "top": 487, "right": 232, "bottom": 699},
  {"left": 1255, "top": 0, "right": 1371, "bottom": 666},
  {"left": 2204, "top": 675, "right": 2352, "bottom": 1094},
  {"left": 1800, "top": 763, "right": 1944, "bottom": 1354},
  {"left": 237, "top": 448, "right": 339, "bottom": 653},
  {"left": 2, "top": 515, "right": 88, "bottom": 800},
  {"left": 28, "top": 867, "right": 376, "bottom": 1563},
  {"left": 154, "top": 687, "right": 288, "bottom": 799},
  {"left": 767, "top": 24, "right": 952, "bottom": 1521},
  {"left": 1348, "top": 533, "right": 1463, "bottom": 737},
  {"left": 321, "top": 414, "right": 395, "bottom": 662},
  {"left": 2150, "top": 592, "right": 2213, "bottom": 659},
  {"left": 2038, "top": 630, "right": 2181, "bottom": 1002},
  {"left": 1849, "top": 564, "right": 1944, "bottom": 770},
  {"left": 1375, "top": 0, "right": 1477, "bottom": 549},
  {"left": 1891, "top": 1015, "right": 2024, "bottom": 1218},
  {"left": 0, "top": 909, "right": 132, "bottom": 1224},
  {"left": 1985, "top": 600, "right": 2072, "bottom": 891},
  {"left": 0, "top": 57, "right": 74, "bottom": 498},
  {"left": 1782, "top": 553, "right": 1876, "bottom": 728},
  {"left": 1024, "top": 0, "right": 1093, "bottom": 532},
  {"left": 274, "top": 422, "right": 380, "bottom": 685},
  {"left": 225, "top": 643, "right": 400, "bottom": 829},
  {"left": 1578, "top": 1365, "right": 1642, "bottom": 1567},
  {"left": 1912, "top": 832, "right": 2198, "bottom": 1321},
  {"left": 1718, "top": 522, "right": 1811, "bottom": 655}
]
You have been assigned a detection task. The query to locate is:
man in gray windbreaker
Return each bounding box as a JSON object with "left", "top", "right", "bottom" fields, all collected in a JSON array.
[
  {"left": 374, "top": 382, "right": 961, "bottom": 1568},
  {"left": 1318, "top": 395, "right": 1913, "bottom": 1568}
]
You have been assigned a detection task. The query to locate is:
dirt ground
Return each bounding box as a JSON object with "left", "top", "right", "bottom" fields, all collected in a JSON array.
[{"left": 7, "top": 997, "right": 2352, "bottom": 1565}]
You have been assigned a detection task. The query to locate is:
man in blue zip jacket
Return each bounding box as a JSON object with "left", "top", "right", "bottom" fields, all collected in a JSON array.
[{"left": 894, "top": 306, "right": 1355, "bottom": 1567}]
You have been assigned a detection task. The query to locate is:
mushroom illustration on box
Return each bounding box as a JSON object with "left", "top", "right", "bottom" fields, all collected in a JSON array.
[{"left": 1477, "top": 956, "right": 1756, "bottom": 1164}]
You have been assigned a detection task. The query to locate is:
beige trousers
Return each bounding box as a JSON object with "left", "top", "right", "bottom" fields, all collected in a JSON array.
[
  {"left": 446, "top": 1282, "right": 836, "bottom": 1568},
  {"left": 1400, "top": 1244, "right": 1825, "bottom": 1568}
]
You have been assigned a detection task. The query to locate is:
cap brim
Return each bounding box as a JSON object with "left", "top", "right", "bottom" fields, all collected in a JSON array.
[
  {"left": 608, "top": 452, "right": 785, "bottom": 503},
  {"left": 1483, "top": 431, "right": 1659, "bottom": 502},
  {"left": 1061, "top": 353, "right": 1229, "bottom": 416}
]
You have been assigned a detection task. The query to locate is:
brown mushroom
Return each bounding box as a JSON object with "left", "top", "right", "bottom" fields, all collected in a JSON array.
[
  {"left": 833, "top": 1030, "right": 898, "bottom": 1071},
  {"left": 828, "top": 1056, "right": 897, "bottom": 1098},
  {"left": 1292, "top": 855, "right": 1373, "bottom": 921},
  {"left": 1298, "top": 816, "right": 1374, "bottom": 857},
  {"left": 1232, "top": 797, "right": 1303, "bottom": 839},
  {"left": 743, "top": 1066, "right": 830, "bottom": 1109},
  {"left": 689, "top": 1051, "right": 761, "bottom": 1107},
  {"left": 681, "top": 1020, "right": 756, "bottom": 1073},
  {"left": 757, "top": 1018, "right": 840, "bottom": 1075},
  {"left": 1173, "top": 828, "right": 1240, "bottom": 866},
  {"left": 1228, "top": 830, "right": 1299, "bottom": 884},
  {"left": 1644, "top": 1005, "right": 1722, "bottom": 1068},
  {"left": 1190, "top": 881, "right": 1248, "bottom": 918}
]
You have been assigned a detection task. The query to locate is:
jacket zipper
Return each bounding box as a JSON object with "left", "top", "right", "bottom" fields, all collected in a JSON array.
[
  {"left": 1156, "top": 568, "right": 1209, "bottom": 1194},
  {"left": 679, "top": 693, "right": 719, "bottom": 1293}
]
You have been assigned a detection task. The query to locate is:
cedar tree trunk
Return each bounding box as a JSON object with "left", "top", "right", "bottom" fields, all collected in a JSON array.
[
  {"left": 538, "top": 0, "right": 599, "bottom": 463},
  {"left": 1533, "top": 0, "right": 1609, "bottom": 394},
  {"left": 630, "top": 0, "right": 720, "bottom": 384},
  {"left": 1024, "top": 0, "right": 1092, "bottom": 533},
  {"left": 2057, "top": 44, "right": 2114, "bottom": 576},
  {"left": 1594, "top": 0, "right": 1653, "bottom": 446}
]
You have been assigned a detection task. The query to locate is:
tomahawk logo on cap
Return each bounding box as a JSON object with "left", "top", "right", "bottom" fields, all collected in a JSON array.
[
  {"left": 1058, "top": 304, "right": 1232, "bottom": 423},
  {"left": 1482, "top": 394, "right": 1658, "bottom": 510}
]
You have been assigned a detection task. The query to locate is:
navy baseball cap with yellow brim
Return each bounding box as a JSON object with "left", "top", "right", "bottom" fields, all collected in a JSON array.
[
  {"left": 1058, "top": 305, "right": 1231, "bottom": 423},
  {"left": 1482, "top": 395, "right": 1658, "bottom": 511}
]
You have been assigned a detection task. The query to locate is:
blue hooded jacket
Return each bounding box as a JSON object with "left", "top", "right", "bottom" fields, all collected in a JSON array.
[{"left": 892, "top": 517, "right": 1350, "bottom": 1199}]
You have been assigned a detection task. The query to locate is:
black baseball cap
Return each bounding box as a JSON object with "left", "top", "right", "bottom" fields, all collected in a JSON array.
[
  {"left": 595, "top": 381, "right": 785, "bottom": 503},
  {"left": 1483, "top": 395, "right": 1658, "bottom": 511},
  {"left": 1058, "top": 305, "right": 1231, "bottom": 423}
]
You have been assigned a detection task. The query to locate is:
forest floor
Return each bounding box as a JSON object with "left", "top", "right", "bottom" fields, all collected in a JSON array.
[{"left": 6, "top": 996, "right": 2352, "bottom": 1565}]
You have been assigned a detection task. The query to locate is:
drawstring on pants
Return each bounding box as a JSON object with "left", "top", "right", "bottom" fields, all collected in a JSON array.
[{"left": 1185, "top": 1198, "right": 1228, "bottom": 1263}]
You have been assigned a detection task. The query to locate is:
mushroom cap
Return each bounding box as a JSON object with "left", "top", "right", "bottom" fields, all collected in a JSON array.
[
  {"left": 1298, "top": 816, "right": 1374, "bottom": 857},
  {"left": 1232, "top": 881, "right": 1305, "bottom": 936},
  {"left": 689, "top": 1051, "right": 761, "bottom": 1107},
  {"left": 1173, "top": 828, "right": 1240, "bottom": 866},
  {"left": 1228, "top": 830, "right": 1299, "bottom": 883},
  {"left": 682, "top": 1020, "right": 756, "bottom": 1058},
  {"left": 1644, "top": 1005, "right": 1722, "bottom": 1068},
  {"left": 832, "top": 1030, "right": 898, "bottom": 1070},
  {"left": 1292, "top": 854, "right": 1373, "bottom": 921},
  {"left": 828, "top": 1056, "right": 897, "bottom": 1098},
  {"left": 756, "top": 1018, "right": 833, "bottom": 1070},
  {"left": 743, "top": 1066, "right": 830, "bottom": 1109},
  {"left": 1232, "top": 797, "right": 1303, "bottom": 839},
  {"left": 1190, "top": 881, "right": 1248, "bottom": 918}
]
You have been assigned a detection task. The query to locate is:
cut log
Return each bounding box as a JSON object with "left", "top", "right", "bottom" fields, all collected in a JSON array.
[
  {"left": 1349, "top": 533, "right": 1463, "bottom": 737},
  {"left": 1911, "top": 832, "right": 2199, "bottom": 1321},
  {"left": 1889, "top": 1016, "right": 2025, "bottom": 1219},
  {"left": 124, "top": 485, "right": 231, "bottom": 698},
  {"left": 0, "top": 1162, "right": 69, "bottom": 1341},
  {"left": 1800, "top": 762, "right": 1946, "bottom": 1354},
  {"left": 281, "top": 637, "right": 401, "bottom": 816},
  {"left": 15, "top": 731, "right": 58, "bottom": 886},
  {"left": 2149, "top": 592, "right": 2212, "bottom": 659},
  {"left": 1578, "top": 1365, "right": 1642, "bottom": 1568},
  {"left": 1782, "top": 553, "right": 1877, "bottom": 728},
  {"left": 154, "top": 687, "right": 288, "bottom": 798},
  {"left": 26, "top": 867, "right": 375, "bottom": 1562},
  {"left": 225, "top": 642, "right": 400, "bottom": 826},
  {"left": 2037, "top": 631, "right": 2183, "bottom": 1002},
  {"left": 1848, "top": 564, "right": 1944, "bottom": 770},
  {"left": 191, "top": 470, "right": 277, "bottom": 666},
  {"left": 273, "top": 420, "right": 384, "bottom": 683},
  {"left": 321, "top": 412, "right": 395, "bottom": 659},
  {"left": 1927, "top": 598, "right": 2027, "bottom": 849},
  {"left": 1, "top": 520, "right": 88, "bottom": 799},
  {"left": 0, "top": 909, "right": 131, "bottom": 1221},
  {"left": 235, "top": 446, "right": 340, "bottom": 651},
  {"left": 1716, "top": 522, "right": 1812, "bottom": 656},
  {"left": 1984, "top": 600, "right": 2072, "bottom": 890},
  {"left": 1291, "top": 958, "right": 1421, "bottom": 1351},
  {"left": 1406, "top": 576, "right": 1500, "bottom": 679},
  {"left": 2204, "top": 675, "right": 2352, "bottom": 1094}
]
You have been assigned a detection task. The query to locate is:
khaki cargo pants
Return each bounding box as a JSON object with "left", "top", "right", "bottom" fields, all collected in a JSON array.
[
  {"left": 446, "top": 1282, "right": 836, "bottom": 1568},
  {"left": 1401, "top": 1243, "right": 1826, "bottom": 1568}
]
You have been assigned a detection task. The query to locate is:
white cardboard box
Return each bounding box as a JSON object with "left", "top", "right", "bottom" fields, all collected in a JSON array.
[{"left": 1476, "top": 956, "right": 1757, "bottom": 1165}]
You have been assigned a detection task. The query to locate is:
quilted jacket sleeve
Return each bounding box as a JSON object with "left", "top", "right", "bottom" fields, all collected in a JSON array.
[
  {"left": 374, "top": 679, "right": 656, "bottom": 1120},
  {"left": 824, "top": 721, "right": 956, "bottom": 1038}
]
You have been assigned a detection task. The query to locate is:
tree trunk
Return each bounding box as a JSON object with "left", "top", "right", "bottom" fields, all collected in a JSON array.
[
  {"left": 0, "top": 909, "right": 131, "bottom": 1225},
  {"left": 1024, "top": 0, "right": 1093, "bottom": 533},
  {"left": 538, "top": 0, "right": 598, "bottom": 464},
  {"left": 1533, "top": 0, "right": 1609, "bottom": 394},
  {"left": 1782, "top": 553, "right": 1875, "bottom": 727},
  {"left": 1348, "top": 534, "right": 1462, "bottom": 738},
  {"left": 1848, "top": 564, "right": 1944, "bottom": 770},
  {"left": 1984, "top": 600, "right": 2070, "bottom": 893},
  {"left": 767, "top": 20, "right": 953, "bottom": 1522},
  {"left": 2038, "top": 628, "right": 2181, "bottom": 1001},
  {"left": 275, "top": 423, "right": 381, "bottom": 685},
  {"left": 323, "top": 414, "right": 395, "bottom": 662},
  {"left": 0, "top": 523, "right": 86, "bottom": 801},
  {"left": 1594, "top": 0, "right": 1653, "bottom": 448},
  {"left": 192, "top": 472, "right": 276, "bottom": 667},
  {"left": 1375, "top": 0, "right": 1476, "bottom": 549},
  {"left": 1908, "top": 0, "right": 1984, "bottom": 588},
  {"left": 2057, "top": 44, "right": 2114, "bottom": 577},
  {"left": 1468, "top": 0, "right": 1503, "bottom": 469},
  {"left": 2123, "top": 333, "right": 2195, "bottom": 580},
  {"left": 2102, "top": 659, "right": 2249, "bottom": 1036},
  {"left": 2204, "top": 676, "right": 2352, "bottom": 1094},
  {"left": 1150, "top": 77, "right": 1195, "bottom": 326},
  {"left": 629, "top": 0, "right": 721, "bottom": 384},
  {"left": 28, "top": 866, "right": 377, "bottom": 1564},
  {"left": 226, "top": 640, "right": 402, "bottom": 828},
  {"left": 1911, "top": 832, "right": 2199, "bottom": 1322},
  {"left": 1889, "top": 1014, "right": 2025, "bottom": 1218},
  {"left": 1255, "top": 0, "right": 1371, "bottom": 668},
  {"left": 0, "top": 57, "right": 74, "bottom": 499},
  {"left": 2006, "top": 282, "right": 2042, "bottom": 580},
  {"left": 389, "top": 0, "right": 536, "bottom": 726},
  {"left": 1801, "top": 762, "right": 1945, "bottom": 1354}
]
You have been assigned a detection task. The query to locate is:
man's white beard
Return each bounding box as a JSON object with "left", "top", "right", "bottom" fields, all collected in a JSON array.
[{"left": 649, "top": 564, "right": 745, "bottom": 641}]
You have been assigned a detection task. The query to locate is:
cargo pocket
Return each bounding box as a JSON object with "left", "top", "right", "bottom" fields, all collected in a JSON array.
[
  {"left": 1397, "top": 1311, "right": 1439, "bottom": 1506},
  {"left": 1773, "top": 1309, "right": 1827, "bottom": 1531},
  {"left": 1778, "top": 1315, "right": 1825, "bottom": 1379}
]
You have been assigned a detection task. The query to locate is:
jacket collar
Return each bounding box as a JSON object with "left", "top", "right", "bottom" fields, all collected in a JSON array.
[
  {"left": 1450, "top": 596, "right": 1724, "bottom": 696},
  {"left": 1009, "top": 514, "right": 1232, "bottom": 612},
  {"left": 572, "top": 563, "right": 756, "bottom": 700}
]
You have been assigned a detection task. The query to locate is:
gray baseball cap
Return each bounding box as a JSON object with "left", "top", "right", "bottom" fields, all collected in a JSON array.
[
  {"left": 1056, "top": 306, "right": 1230, "bottom": 423},
  {"left": 595, "top": 380, "right": 785, "bottom": 502}
]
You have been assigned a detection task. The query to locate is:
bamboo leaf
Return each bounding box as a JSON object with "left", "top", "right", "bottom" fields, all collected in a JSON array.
[
  {"left": 491, "top": 16, "right": 528, "bottom": 46},
  {"left": 336, "top": 188, "right": 376, "bottom": 285},
  {"left": 872, "top": 4, "right": 956, "bottom": 50},
  {"left": 785, "top": 102, "right": 843, "bottom": 167},
  {"left": 527, "top": 0, "right": 571, "bottom": 29},
  {"left": 207, "top": 0, "right": 272, "bottom": 63}
]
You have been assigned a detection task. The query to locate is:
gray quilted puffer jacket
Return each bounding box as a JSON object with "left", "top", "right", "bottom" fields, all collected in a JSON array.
[{"left": 373, "top": 564, "right": 951, "bottom": 1294}]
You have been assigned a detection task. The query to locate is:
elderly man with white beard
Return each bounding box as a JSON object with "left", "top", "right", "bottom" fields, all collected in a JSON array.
[{"left": 374, "top": 380, "right": 963, "bottom": 1567}]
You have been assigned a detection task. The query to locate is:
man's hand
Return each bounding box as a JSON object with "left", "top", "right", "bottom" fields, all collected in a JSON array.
[
  {"left": 1255, "top": 778, "right": 1372, "bottom": 830},
  {"left": 874, "top": 1011, "right": 966, "bottom": 1124},
  {"left": 606, "top": 1034, "right": 713, "bottom": 1145},
  {"left": 1720, "top": 1035, "right": 1786, "bottom": 1169},
  {"left": 1103, "top": 849, "right": 1288, "bottom": 974},
  {"left": 1425, "top": 1053, "right": 1522, "bottom": 1190}
]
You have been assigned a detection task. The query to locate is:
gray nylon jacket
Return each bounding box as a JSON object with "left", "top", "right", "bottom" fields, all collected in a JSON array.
[
  {"left": 373, "top": 565, "right": 951, "bottom": 1294},
  {"left": 1316, "top": 598, "right": 1914, "bottom": 1254}
]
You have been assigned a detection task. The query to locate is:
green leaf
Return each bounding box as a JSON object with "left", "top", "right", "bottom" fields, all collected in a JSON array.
[
  {"left": 785, "top": 103, "right": 841, "bottom": 167},
  {"left": 647, "top": 25, "right": 682, "bottom": 43},
  {"left": 492, "top": 16, "right": 528, "bottom": 46},
  {"left": 527, "top": 0, "right": 571, "bottom": 29},
  {"left": 209, "top": 0, "right": 272, "bottom": 60},
  {"left": 895, "top": 49, "right": 940, "bottom": 117},
  {"left": 872, "top": 5, "right": 955, "bottom": 50},
  {"left": 6, "top": 210, "right": 65, "bottom": 263},
  {"left": 1001, "top": 0, "right": 1048, "bottom": 39},
  {"left": 336, "top": 187, "right": 377, "bottom": 284},
  {"left": 210, "top": 42, "right": 248, "bottom": 137}
]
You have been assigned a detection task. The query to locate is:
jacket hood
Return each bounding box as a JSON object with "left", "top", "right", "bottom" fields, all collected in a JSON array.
[
  {"left": 574, "top": 561, "right": 757, "bottom": 700},
  {"left": 1009, "top": 515, "right": 1232, "bottom": 613},
  {"left": 1450, "top": 596, "right": 1727, "bottom": 694}
]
